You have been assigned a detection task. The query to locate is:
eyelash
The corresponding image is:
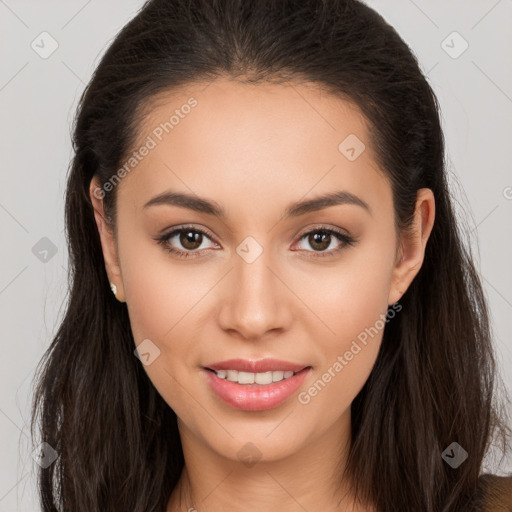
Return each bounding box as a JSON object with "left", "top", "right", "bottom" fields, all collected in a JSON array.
[{"left": 156, "top": 224, "right": 356, "bottom": 260}]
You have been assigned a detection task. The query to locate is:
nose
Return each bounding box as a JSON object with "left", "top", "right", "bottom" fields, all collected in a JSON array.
[{"left": 216, "top": 247, "right": 292, "bottom": 341}]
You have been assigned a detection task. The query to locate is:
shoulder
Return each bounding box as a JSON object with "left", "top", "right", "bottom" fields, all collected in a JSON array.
[{"left": 476, "top": 473, "right": 512, "bottom": 511}]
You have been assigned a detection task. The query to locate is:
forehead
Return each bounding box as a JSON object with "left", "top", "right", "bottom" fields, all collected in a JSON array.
[{"left": 116, "top": 78, "right": 391, "bottom": 218}]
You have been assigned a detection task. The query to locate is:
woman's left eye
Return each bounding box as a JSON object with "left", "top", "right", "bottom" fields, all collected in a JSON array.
[
  {"left": 293, "top": 227, "right": 356, "bottom": 257},
  {"left": 156, "top": 225, "right": 356, "bottom": 259}
]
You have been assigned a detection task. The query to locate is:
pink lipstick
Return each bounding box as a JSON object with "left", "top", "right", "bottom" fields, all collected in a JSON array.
[{"left": 202, "top": 358, "right": 312, "bottom": 411}]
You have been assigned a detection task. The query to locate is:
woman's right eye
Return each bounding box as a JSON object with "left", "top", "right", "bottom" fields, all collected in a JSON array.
[{"left": 156, "top": 226, "right": 218, "bottom": 259}]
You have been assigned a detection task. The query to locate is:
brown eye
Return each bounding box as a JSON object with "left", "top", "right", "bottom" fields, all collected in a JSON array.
[
  {"left": 157, "top": 225, "right": 218, "bottom": 259},
  {"left": 179, "top": 230, "right": 204, "bottom": 250},
  {"left": 307, "top": 231, "right": 332, "bottom": 251},
  {"left": 294, "top": 227, "right": 356, "bottom": 258}
]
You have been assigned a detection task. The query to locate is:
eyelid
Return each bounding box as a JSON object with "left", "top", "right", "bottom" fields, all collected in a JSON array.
[
  {"left": 164, "top": 224, "right": 217, "bottom": 242},
  {"left": 293, "top": 223, "right": 352, "bottom": 241}
]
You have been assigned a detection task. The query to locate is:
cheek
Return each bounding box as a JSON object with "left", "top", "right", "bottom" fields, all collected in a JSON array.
[
  {"left": 307, "top": 241, "right": 395, "bottom": 348},
  {"left": 298, "top": 237, "right": 395, "bottom": 405},
  {"left": 119, "top": 244, "right": 209, "bottom": 410},
  {"left": 119, "top": 236, "right": 221, "bottom": 403},
  {"left": 119, "top": 229, "right": 210, "bottom": 343}
]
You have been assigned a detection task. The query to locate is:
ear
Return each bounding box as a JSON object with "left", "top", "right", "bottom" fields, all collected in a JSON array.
[
  {"left": 388, "top": 188, "right": 435, "bottom": 305},
  {"left": 89, "top": 177, "right": 126, "bottom": 302}
]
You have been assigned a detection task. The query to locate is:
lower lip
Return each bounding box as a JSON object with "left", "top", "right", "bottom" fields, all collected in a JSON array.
[{"left": 202, "top": 367, "right": 312, "bottom": 411}]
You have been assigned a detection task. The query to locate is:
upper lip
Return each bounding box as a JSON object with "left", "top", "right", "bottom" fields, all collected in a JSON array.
[{"left": 205, "top": 358, "right": 310, "bottom": 373}]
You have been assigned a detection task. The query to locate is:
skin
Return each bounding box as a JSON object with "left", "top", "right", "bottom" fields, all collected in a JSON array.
[{"left": 90, "top": 79, "right": 435, "bottom": 512}]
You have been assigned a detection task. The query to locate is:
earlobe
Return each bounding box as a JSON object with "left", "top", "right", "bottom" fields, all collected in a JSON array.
[
  {"left": 89, "top": 177, "right": 126, "bottom": 302},
  {"left": 388, "top": 188, "right": 435, "bottom": 305}
]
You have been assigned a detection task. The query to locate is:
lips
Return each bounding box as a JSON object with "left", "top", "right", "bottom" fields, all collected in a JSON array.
[
  {"left": 204, "top": 358, "right": 311, "bottom": 373},
  {"left": 202, "top": 366, "right": 312, "bottom": 411}
]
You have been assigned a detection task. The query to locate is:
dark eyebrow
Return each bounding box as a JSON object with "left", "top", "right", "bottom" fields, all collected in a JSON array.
[
  {"left": 143, "top": 189, "right": 372, "bottom": 218},
  {"left": 143, "top": 191, "right": 225, "bottom": 216},
  {"left": 285, "top": 190, "right": 372, "bottom": 218}
]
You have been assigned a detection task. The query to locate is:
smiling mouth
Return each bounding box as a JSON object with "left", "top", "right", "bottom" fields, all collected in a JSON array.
[
  {"left": 202, "top": 366, "right": 313, "bottom": 411},
  {"left": 204, "top": 367, "right": 312, "bottom": 385}
]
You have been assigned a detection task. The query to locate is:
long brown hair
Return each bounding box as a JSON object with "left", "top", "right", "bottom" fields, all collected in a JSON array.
[{"left": 30, "top": 0, "right": 511, "bottom": 510}]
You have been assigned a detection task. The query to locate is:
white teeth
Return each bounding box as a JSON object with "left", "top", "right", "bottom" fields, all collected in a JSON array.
[
  {"left": 213, "top": 369, "right": 298, "bottom": 384},
  {"left": 255, "top": 372, "right": 273, "bottom": 384},
  {"left": 226, "top": 369, "right": 238, "bottom": 381},
  {"left": 238, "top": 371, "right": 255, "bottom": 384},
  {"left": 272, "top": 370, "right": 284, "bottom": 382}
]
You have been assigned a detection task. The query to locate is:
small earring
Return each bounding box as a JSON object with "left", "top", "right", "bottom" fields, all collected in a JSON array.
[{"left": 110, "top": 281, "right": 125, "bottom": 303}]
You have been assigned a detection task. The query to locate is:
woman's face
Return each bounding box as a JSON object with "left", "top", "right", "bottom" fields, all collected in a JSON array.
[{"left": 91, "top": 78, "right": 432, "bottom": 464}]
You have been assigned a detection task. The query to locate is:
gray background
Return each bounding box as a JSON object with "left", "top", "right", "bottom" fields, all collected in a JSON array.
[{"left": 1, "top": 0, "right": 511, "bottom": 509}]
